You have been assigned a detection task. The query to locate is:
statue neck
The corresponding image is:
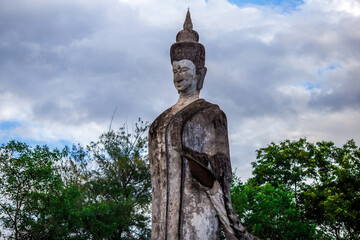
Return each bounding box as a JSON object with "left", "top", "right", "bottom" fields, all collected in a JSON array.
[{"left": 176, "top": 90, "right": 200, "bottom": 107}]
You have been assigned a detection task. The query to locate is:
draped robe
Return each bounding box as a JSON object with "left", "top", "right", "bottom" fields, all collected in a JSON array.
[{"left": 149, "top": 99, "right": 247, "bottom": 240}]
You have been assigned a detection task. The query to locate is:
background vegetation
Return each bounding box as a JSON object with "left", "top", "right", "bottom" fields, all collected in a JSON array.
[
  {"left": 1, "top": 120, "right": 359, "bottom": 239},
  {"left": 231, "top": 138, "right": 360, "bottom": 240},
  {"left": 1, "top": 119, "right": 151, "bottom": 240}
]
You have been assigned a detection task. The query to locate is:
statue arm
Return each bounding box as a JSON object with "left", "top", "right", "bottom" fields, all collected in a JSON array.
[
  {"left": 181, "top": 105, "right": 258, "bottom": 239},
  {"left": 181, "top": 145, "right": 232, "bottom": 188},
  {"left": 181, "top": 106, "right": 231, "bottom": 188},
  {"left": 181, "top": 146, "right": 215, "bottom": 188}
]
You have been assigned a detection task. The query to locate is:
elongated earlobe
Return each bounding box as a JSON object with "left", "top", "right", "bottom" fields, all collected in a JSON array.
[{"left": 197, "top": 67, "right": 207, "bottom": 91}]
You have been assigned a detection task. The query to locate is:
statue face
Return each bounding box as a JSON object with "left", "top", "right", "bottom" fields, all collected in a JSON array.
[{"left": 172, "top": 59, "right": 197, "bottom": 93}]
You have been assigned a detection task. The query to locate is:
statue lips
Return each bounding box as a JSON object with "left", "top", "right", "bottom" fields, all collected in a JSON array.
[{"left": 175, "top": 79, "right": 186, "bottom": 89}]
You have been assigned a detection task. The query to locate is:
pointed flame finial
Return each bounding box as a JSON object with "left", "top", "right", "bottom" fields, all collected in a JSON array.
[
  {"left": 175, "top": 9, "right": 199, "bottom": 43},
  {"left": 183, "top": 8, "right": 193, "bottom": 31},
  {"left": 171, "top": 9, "right": 205, "bottom": 86}
]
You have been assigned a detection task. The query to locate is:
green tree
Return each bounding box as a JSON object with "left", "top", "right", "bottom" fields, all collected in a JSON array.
[
  {"left": 0, "top": 141, "right": 66, "bottom": 239},
  {"left": 68, "top": 119, "right": 152, "bottom": 239},
  {"left": 301, "top": 140, "right": 360, "bottom": 239},
  {"left": 0, "top": 118, "right": 152, "bottom": 239},
  {"left": 231, "top": 176, "right": 319, "bottom": 240},
  {"left": 251, "top": 138, "right": 319, "bottom": 206},
  {"left": 249, "top": 138, "right": 360, "bottom": 239}
]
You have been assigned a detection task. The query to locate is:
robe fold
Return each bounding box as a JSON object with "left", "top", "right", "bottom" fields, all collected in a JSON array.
[{"left": 149, "top": 99, "right": 254, "bottom": 240}]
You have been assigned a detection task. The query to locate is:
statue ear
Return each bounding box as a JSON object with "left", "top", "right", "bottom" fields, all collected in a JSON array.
[{"left": 197, "top": 67, "right": 207, "bottom": 91}]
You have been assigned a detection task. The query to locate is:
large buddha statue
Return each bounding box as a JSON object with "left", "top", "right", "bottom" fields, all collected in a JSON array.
[{"left": 149, "top": 10, "right": 256, "bottom": 240}]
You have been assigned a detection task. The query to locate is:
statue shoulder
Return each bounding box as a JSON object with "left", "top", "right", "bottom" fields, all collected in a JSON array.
[
  {"left": 149, "top": 106, "right": 173, "bottom": 136},
  {"left": 195, "top": 99, "right": 228, "bottom": 123}
]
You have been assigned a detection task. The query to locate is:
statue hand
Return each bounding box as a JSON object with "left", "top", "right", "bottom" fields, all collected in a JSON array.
[{"left": 181, "top": 146, "right": 215, "bottom": 188}]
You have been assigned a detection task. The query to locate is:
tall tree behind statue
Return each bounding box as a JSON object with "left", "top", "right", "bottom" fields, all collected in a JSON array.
[
  {"left": 232, "top": 138, "right": 360, "bottom": 240},
  {"left": 0, "top": 119, "right": 151, "bottom": 239},
  {"left": 0, "top": 141, "right": 65, "bottom": 239}
]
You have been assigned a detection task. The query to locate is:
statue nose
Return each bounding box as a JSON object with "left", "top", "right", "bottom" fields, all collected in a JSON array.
[{"left": 175, "top": 72, "right": 182, "bottom": 78}]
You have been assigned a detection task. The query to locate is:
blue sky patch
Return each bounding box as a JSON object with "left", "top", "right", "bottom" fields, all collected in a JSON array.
[
  {"left": 0, "top": 121, "right": 73, "bottom": 149},
  {"left": 0, "top": 121, "right": 21, "bottom": 130},
  {"left": 305, "top": 82, "right": 321, "bottom": 90},
  {"left": 226, "top": 0, "right": 304, "bottom": 11},
  {"left": 0, "top": 134, "right": 73, "bottom": 150},
  {"left": 20, "top": 139, "right": 73, "bottom": 150},
  {"left": 27, "top": 139, "right": 73, "bottom": 149},
  {"left": 318, "top": 63, "right": 342, "bottom": 77}
]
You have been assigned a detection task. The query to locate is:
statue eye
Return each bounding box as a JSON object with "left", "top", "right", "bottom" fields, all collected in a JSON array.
[
  {"left": 173, "top": 69, "right": 178, "bottom": 74},
  {"left": 181, "top": 67, "right": 189, "bottom": 72}
]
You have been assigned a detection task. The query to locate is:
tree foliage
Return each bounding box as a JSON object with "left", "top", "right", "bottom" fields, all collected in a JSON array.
[
  {"left": 0, "top": 119, "right": 151, "bottom": 239},
  {"left": 82, "top": 119, "right": 151, "bottom": 239},
  {"left": 244, "top": 138, "right": 360, "bottom": 240},
  {"left": 0, "top": 141, "right": 66, "bottom": 239},
  {"left": 231, "top": 177, "right": 319, "bottom": 239},
  {"left": 1, "top": 129, "right": 358, "bottom": 240}
]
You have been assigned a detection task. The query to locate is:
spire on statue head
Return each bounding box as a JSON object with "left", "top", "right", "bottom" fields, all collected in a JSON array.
[
  {"left": 176, "top": 10, "right": 199, "bottom": 43},
  {"left": 171, "top": 10, "right": 205, "bottom": 72},
  {"left": 183, "top": 9, "right": 193, "bottom": 31}
]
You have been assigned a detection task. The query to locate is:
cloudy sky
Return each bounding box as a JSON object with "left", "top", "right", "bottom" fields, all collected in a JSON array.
[{"left": 1, "top": 0, "right": 359, "bottom": 179}]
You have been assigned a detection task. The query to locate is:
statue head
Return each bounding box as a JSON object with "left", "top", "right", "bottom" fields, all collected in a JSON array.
[
  {"left": 170, "top": 10, "right": 207, "bottom": 92},
  {"left": 172, "top": 59, "right": 197, "bottom": 94}
]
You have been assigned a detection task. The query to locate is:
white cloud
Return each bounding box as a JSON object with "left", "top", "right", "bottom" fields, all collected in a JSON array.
[
  {"left": 0, "top": 0, "right": 359, "bottom": 180},
  {"left": 0, "top": 91, "right": 33, "bottom": 121},
  {"left": 304, "top": 0, "right": 360, "bottom": 16}
]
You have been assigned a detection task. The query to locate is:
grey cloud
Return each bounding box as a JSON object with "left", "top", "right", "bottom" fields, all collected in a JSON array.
[
  {"left": 0, "top": 0, "right": 175, "bottom": 126},
  {"left": 1, "top": 0, "right": 359, "bottom": 179},
  {"left": 199, "top": 9, "right": 360, "bottom": 120}
]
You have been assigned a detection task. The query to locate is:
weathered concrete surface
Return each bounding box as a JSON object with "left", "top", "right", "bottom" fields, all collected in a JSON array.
[{"left": 149, "top": 10, "right": 257, "bottom": 240}]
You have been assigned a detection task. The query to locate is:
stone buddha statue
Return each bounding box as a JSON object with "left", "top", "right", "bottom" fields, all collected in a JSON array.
[{"left": 149, "top": 10, "right": 256, "bottom": 240}]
